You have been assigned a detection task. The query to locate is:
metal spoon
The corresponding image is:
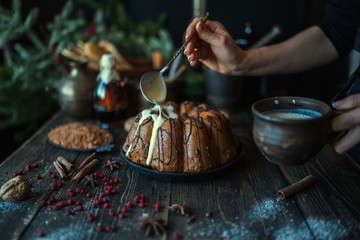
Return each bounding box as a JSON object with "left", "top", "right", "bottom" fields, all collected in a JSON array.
[{"left": 140, "top": 12, "right": 209, "bottom": 105}]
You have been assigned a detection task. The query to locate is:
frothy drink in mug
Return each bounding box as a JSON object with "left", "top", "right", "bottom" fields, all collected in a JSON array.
[{"left": 265, "top": 109, "right": 322, "bottom": 120}]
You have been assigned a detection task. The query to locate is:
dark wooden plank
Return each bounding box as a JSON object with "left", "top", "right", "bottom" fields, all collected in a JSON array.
[
  {"left": 279, "top": 145, "right": 360, "bottom": 239},
  {"left": 166, "top": 113, "right": 313, "bottom": 239}
]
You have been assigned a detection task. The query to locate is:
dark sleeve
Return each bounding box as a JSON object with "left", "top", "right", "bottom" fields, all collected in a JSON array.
[{"left": 318, "top": 0, "right": 360, "bottom": 56}]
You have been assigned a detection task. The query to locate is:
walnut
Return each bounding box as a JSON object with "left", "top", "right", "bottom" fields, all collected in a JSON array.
[{"left": 0, "top": 175, "right": 31, "bottom": 201}]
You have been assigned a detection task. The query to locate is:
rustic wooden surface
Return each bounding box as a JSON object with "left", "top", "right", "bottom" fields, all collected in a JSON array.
[{"left": 0, "top": 110, "right": 359, "bottom": 240}]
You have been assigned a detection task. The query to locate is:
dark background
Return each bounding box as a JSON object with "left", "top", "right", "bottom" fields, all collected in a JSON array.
[{"left": 0, "top": 0, "right": 352, "bottom": 160}]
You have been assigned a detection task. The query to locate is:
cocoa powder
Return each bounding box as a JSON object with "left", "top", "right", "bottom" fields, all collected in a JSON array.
[{"left": 48, "top": 122, "right": 111, "bottom": 150}]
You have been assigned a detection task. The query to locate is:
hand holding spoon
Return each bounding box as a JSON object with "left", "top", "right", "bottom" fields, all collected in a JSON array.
[{"left": 140, "top": 12, "right": 210, "bottom": 105}]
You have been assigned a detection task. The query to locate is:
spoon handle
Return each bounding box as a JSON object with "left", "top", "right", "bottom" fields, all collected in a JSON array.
[{"left": 160, "top": 12, "right": 210, "bottom": 74}]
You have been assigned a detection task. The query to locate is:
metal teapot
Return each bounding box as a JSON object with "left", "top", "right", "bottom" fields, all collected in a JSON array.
[{"left": 58, "top": 61, "right": 96, "bottom": 118}]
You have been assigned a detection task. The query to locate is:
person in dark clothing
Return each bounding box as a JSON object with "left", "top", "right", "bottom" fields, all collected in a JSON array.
[{"left": 184, "top": 0, "right": 360, "bottom": 160}]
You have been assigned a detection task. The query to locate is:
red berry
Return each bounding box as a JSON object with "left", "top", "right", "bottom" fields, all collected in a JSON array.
[
  {"left": 102, "top": 197, "right": 108, "bottom": 203},
  {"left": 109, "top": 180, "right": 114, "bottom": 185},
  {"left": 52, "top": 205, "right": 59, "bottom": 211},
  {"left": 139, "top": 202, "right": 145, "bottom": 208},
  {"left": 93, "top": 172, "right": 99, "bottom": 177},
  {"left": 86, "top": 192, "right": 92, "bottom": 198},
  {"left": 77, "top": 205, "right": 84, "bottom": 211},
  {"left": 155, "top": 203, "right": 160, "bottom": 208},
  {"left": 109, "top": 211, "right": 115, "bottom": 216},
  {"left": 76, "top": 201, "right": 82, "bottom": 206},
  {"left": 95, "top": 226, "right": 102, "bottom": 232},
  {"left": 106, "top": 189, "right": 110, "bottom": 194},
  {"left": 126, "top": 202, "right": 132, "bottom": 208},
  {"left": 18, "top": 170, "right": 23, "bottom": 175},
  {"left": 57, "top": 196, "right": 63, "bottom": 201},
  {"left": 51, "top": 185, "right": 57, "bottom": 191},
  {"left": 25, "top": 164, "right": 31, "bottom": 171},
  {"left": 134, "top": 196, "right": 140, "bottom": 202},
  {"left": 103, "top": 177, "right": 108, "bottom": 181},
  {"left": 33, "top": 163, "right": 38, "bottom": 167},
  {"left": 95, "top": 199, "right": 101, "bottom": 204},
  {"left": 173, "top": 233, "right": 180, "bottom": 239},
  {"left": 111, "top": 189, "right": 116, "bottom": 194},
  {"left": 105, "top": 226, "right": 112, "bottom": 232},
  {"left": 121, "top": 207, "right": 127, "bottom": 213},
  {"left": 104, "top": 182, "right": 108, "bottom": 186},
  {"left": 114, "top": 179, "right": 120, "bottom": 184},
  {"left": 37, "top": 231, "right": 45, "bottom": 237},
  {"left": 51, "top": 174, "right": 57, "bottom": 179},
  {"left": 36, "top": 174, "right": 41, "bottom": 179},
  {"left": 91, "top": 204, "right": 97, "bottom": 208},
  {"left": 80, "top": 189, "right": 86, "bottom": 194},
  {"left": 59, "top": 201, "right": 65, "bottom": 208},
  {"left": 75, "top": 188, "right": 81, "bottom": 193},
  {"left": 50, "top": 197, "right": 56, "bottom": 202},
  {"left": 68, "top": 199, "right": 74, "bottom": 205},
  {"left": 67, "top": 189, "right": 73, "bottom": 194},
  {"left": 100, "top": 193, "right": 105, "bottom": 197},
  {"left": 41, "top": 200, "right": 47, "bottom": 206},
  {"left": 87, "top": 214, "right": 94, "bottom": 222},
  {"left": 66, "top": 210, "right": 73, "bottom": 215},
  {"left": 98, "top": 174, "right": 104, "bottom": 178},
  {"left": 13, "top": 173, "right": 18, "bottom": 177},
  {"left": 47, "top": 200, "right": 52, "bottom": 205},
  {"left": 118, "top": 213, "right": 125, "bottom": 219},
  {"left": 48, "top": 171, "right": 53, "bottom": 175},
  {"left": 57, "top": 181, "right": 63, "bottom": 188},
  {"left": 69, "top": 192, "right": 75, "bottom": 197},
  {"left": 106, "top": 185, "right": 112, "bottom": 190},
  {"left": 104, "top": 203, "right": 110, "bottom": 208}
]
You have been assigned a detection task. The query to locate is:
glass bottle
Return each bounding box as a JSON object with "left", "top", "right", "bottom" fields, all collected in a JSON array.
[{"left": 93, "top": 54, "right": 128, "bottom": 124}]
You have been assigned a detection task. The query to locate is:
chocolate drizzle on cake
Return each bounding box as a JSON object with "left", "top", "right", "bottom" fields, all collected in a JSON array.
[{"left": 123, "top": 101, "right": 239, "bottom": 173}]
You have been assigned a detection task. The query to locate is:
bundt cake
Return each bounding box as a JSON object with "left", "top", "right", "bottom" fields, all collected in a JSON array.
[{"left": 122, "top": 101, "right": 239, "bottom": 173}]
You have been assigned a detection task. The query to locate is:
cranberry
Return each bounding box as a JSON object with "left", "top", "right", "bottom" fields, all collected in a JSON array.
[
  {"left": 47, "top": 200, "right": 52, "bottom": 205},
  {"left": 104, "top": 203, "right": 110, "bottom": 208},
  {"left": 69, "top": 192, "right": 75, "bottom": 197},
  {"left": 95, "top": 199, "right": 101, "bottom": 204},
  {"left": 75, "top": 188, "right": 81, "bottom": 193},
  {"left": 66, "top": 210, "right": 73, "bottom": 216},
  {"left": 48, "top": 171, "right": 53, "bottom": 175},
  {"left": 126, "top": 202, "right": 132, "bottom": 208},
  {"left": 77, "top": 205, "right": 84, "bottom": 211},
  {"left": 51, "top": 174, "right": 57, "bottom": 179},
  {"left": 51, "top": 185, "right": 57, "bottom": 191},
  {"left": 111, "top": 189, "right": 116, "bottom": 194},
  {"left": 18, "top": 170, "right": 23, "bottom": 175},
  {"left": 13, "top": 173, "right": 18, "bottom": 177},
  {"left": 114, "top": 179, "right": 120, "bottom": 184},
  {"left": 80, "top": 189, "right": 86, "bottom": 194},
  {"left": 36, "top": 174, "right": 41, "bottom": 179},
  {"left": 86, "top": 192, "right": 92, "bottom": 198},
  {"left": 173, "top": 233, "right": 181, "bottom": 239},
  {"left": 121, "top": 207, "right": 127, "bottom": 213},
  {"left": 57, "top": 181, "right": 63, "bottom": 188},
  {"left": 155, "top": 203, "right": 160, "bottom": 208},
  {"left": 67, "top": 199, "right": 74, "bottom": 205},
  {"left": 102, "top": 198, "right": 108, "bottom": 203},
  {"left": 109, "top": 180, "right": 114, "bottom": 185},
  {"left": 104, "top": 182, "right": 109, "bottom": 186},
  {"left": 52, "top": 205, "right": 59, "bottom": 211},
  {"left": 118, "top": 213, "right": 125, "bottom": 219},
  {"left": 106, "top": 189, "right": 110, "bottom": 194},
  {"left": 93, "top": 172, "right": 99, "bottom": 177},
  {"left": 106, "top": 185, "right": 112, "bottom": 190},
  {"left": 98, "top": 174, "right": 104, "bottom": 178},
  {"left": 109, "top": 211, "right": 115, "bottom": 216},
  {"left": 102, "top": 177, "right": 108, "bottom": 181},
  {"left": 25, "top": 164, "right": 31, "bottom": 171},
  {"left": 100, "top": 193, "right": 105, "bottom": 197},
  {"left": 76, "top": 201, "right": 82, "bottom": 206},
  {"left": 50, "top": 197, "right": 56, "bottom": 202},
  {"left": 59, "top": 201, "right": 65, "bottom": 208},
  {"left": 33, "top": 163, "right": 38, "bottom": 168},
  {"left": 139, "top": 202, "right": 145, "bottom": 208},
  {"left": 95, "top": 226, "right": 102, "bottom": 232},
  {"left": 134, "top": 196, "right": 140, "bottom": 202},
  {"left": 105, "top": 226, "right": 112, "bottom": 232},
  {"left": 67, "top": 189, "right": 73, "bottom": 194},
  {"left": 37, "top": 231, "right": 45, "bottom": 237},
  {"left": 87, "top": 214, "right": 94, "bottom": 222},
  {"left": 91, "top": 204, "right": 97, "bottom": 208},
  {"left": 40, "top": 200, "right": 47, "bottom": 206}
]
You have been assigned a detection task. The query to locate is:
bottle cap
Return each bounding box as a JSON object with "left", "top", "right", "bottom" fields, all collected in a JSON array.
[{"left": 100, "top": 54, "right": 114, "bottom": 68}]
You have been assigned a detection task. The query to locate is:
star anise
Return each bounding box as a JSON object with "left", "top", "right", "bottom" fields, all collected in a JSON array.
[
  {"left": 139, "top": 213, "right": 166, "bottom": 237},
  {"left": 81, "top": 174, "right": 98, "bottom": 187},
  {"left": 169, "top": 204, "right": 191, "bottom": 216},
  {"left": 103, "top": 160, "right": 122, "bottom": 171}
]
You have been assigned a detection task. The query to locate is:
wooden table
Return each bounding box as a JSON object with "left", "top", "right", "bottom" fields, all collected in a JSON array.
[{"left": 0, "top": 110, "right": 359, "bottom": 240}]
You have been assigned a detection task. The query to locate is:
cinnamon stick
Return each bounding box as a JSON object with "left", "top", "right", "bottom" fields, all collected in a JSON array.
[
  {"left": 56, "top": 156, "right": 74, "bottom": 172},
  {"left": 71, "top": 159, "right": 99, "bottom": 182},
  {"left": 70, "top": 152, "right": 97, "bottom": 178},
  {"left": 53, "top": 161, "right": 67, "bottom": 180},
  {"left": 277, "top": 175, "right": 317, "bottom": 199}
]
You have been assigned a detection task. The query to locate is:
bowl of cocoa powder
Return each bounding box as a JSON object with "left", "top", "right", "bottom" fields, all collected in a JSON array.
[{"left": 47, "top": 122, "right": 114, "bottom": 152}]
